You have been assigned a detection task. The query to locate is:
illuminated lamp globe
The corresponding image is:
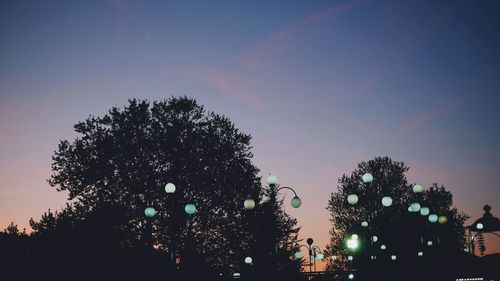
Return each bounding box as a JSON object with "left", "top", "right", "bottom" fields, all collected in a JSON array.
[
  {"left": 348, "top": 255, "right": 353, "bottom": 261},
  {"left": 331, "top": 255, "right": 337, "bottom": 260},
  {"left": 371, "top": 255, "right": 376, "bottom": 260},
  {"left": 165, "top": 183, "right": 176, "bottom": 193},
  {"left": 413, "top": 184, "right": 423, "bottom": 193},
  {"left": 347, "top": 239, "right": 358, "bottom": 250},
  {"left": 348, "top": 273, "right": 354, "bottom": 279},
  {"left": 361, "top": 221, "right": 368, "bottom": 228},
  {"left": 144, "top": 207, "right": 156, "bottom": 218},
  {"left": 420, "top": 207, "right": 430, "bottom": 216},
  {"left": 244, "top": 199, "right": 255, "bottom": 210},
  {"left": 294, "top": 251, "right": 303, "bottom": 259},
  {"left": 418, "top": 251, "right": 423, "bottom": 257},
  {"left": 438, "top": 216, "right": 448, "bottom": 224},
  {"left": 380, "top": 245, "right": 386, "bottom": 250},
  {"left": 347, "top": 194, "right": 359, "bottom": 205},
  {"left": 184, "top": 203, "right": 196, "bottom": 215},
  {"left": 428, "top": 214, "right": 438, "bottom": 223},
  {"left": 427, "top": 241, "right": 433, "bottom": 246},
  {"left": 233, "top": 273, "right": 240, "bottom": 278},
  {"left": 372, "top": 235, "right": 378, "bottom": 242},
  {"left": 410, "top": 203, "right": 421, "bottom": 212},
  {"left": 362, "top": 173, "right": 374, "bottom": 183},
  {"left": 291, "top": 196, "right": 302, "bottom": 208},
  {"left": 266, "top": 175, "right": 278, "bottom": 185},
  {"left": 391, "top": 255, "right": 397, "bottom": 260},
  {"left": 351, "top": 234, "right": 359, "bottom": 240},
  {"left": 382, "top": 196, "right": 393, "bottom": 207},
  {"left": 316, "top": 253, "right": 324, "bottom": 261},
  {"left": 477, "top": 223, "right": 484, "bottom": 230},
  {"left": 244, "top": 257, "right": 252, "bottom": 264}
]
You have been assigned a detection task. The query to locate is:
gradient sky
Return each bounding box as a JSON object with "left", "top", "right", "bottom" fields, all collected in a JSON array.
[{"left": 1, "top": 0, "right": 500, "bottom": 263}]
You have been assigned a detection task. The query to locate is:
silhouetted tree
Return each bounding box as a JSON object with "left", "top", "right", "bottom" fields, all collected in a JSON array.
[
  {"left": 37, "top": 96, "right": 301, "bottom": 276},
  {"left": 325, "top": 157, "right": 468, "bottom": 279}
]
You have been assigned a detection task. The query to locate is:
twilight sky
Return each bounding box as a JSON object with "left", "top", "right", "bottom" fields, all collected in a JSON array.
[{"left": 1, "top": 0, "right": 500, "bottom": 259}]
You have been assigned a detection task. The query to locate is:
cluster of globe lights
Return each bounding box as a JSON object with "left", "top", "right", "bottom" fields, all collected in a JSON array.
[
  {"left": 342, "top": 174, "right": 453, "bottom": 262},
  {"left": 144, "top": 183, "right": 197, "bottom": 218}
]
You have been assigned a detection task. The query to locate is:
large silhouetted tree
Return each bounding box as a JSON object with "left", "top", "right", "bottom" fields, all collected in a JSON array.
[
  {"left": 35, "top": 96, "right": 300, "bottom": 277},
  {"left": 325, "top": 157, "right": 468, "bottom": 279}
]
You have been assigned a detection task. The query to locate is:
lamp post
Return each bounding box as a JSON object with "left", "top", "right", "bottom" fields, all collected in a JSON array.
[{"left": 295, "top": 238, "right": 323, "bottom": 273}]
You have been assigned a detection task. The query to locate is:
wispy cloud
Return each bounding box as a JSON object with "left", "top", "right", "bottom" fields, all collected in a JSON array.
[{"left": 406, "top": 97, "right": 464, "bottom": 129}]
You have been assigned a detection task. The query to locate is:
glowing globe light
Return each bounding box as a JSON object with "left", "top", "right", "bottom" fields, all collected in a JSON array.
[
  {"left": 233, "top": 273, "right": 241, "bottom": 278},
  {"left": 410, "top": 203, "right": 421, "bottom": 212},
  {"left": 184, "top": 203, "right": 196, "bottom": 215},
  {"left": 348, "top": 255, "right": 353, "bottom": 261},
  {"left": 294, "top": 251, "right": 303, "bottom": 259},
  {"left": 438, "top": 216, "right": 448, "bottom": 224},
  {"left": 428, "top": 214, "right": 438, "bottom": 223},
  {"left": 371, "top": 255, "right": 376, "bottom": 260},
  {"left": 165, "top": 183, "right": 176, "bottom": 193},
  {"left": 464, "top": 248, "right": 469, "bottom": 253},
  {"left": 244, "top": 257, "right": 252, "bottom": 264},
  {"left": 382, "top": 196, "right": 393, "bottom": 207},
  {"left": 347, "top": 194, "right": 359, "bottom": 205},
  {"left": 391, "top": 255, "right": 397, "bottom": 260},
  {"left": 316, "top": 253, "right": 324, "bottom": 260},
  {"left": 331, "top": 255, "right": 337, "bottom": 260},
  {"left": 413, "top": 184, "right": 423, "bottom": 193},
  {"left": 291, "top": 196, "right": 302, "bottom": 208},
  {"left": 351, "top": 234, "right": 359, "bottom": 240},
  {"left": 420, "top": 207, "right": 430, "bottom": 216},
  {"left": 372, "top": 235, "right": 378, "bottom": 242},
  {"left": 418, "top": 251, "right": 423, "bottom": 257},
  {"left": 266, "top": 175, "right": 278, "bottom": 185},
  {"left": 477, "top": 223, "right": 484, "bottom": 230},
  {"left": 348, "top": 273, "right": 354, "bottom": 279},
  {"left": 347, "top": 239, "right": 358, "bottom": 250},
  {"left": 361, "top": 221, "right": 368, "bottom": 228},
  {"left": 427, "top": 241, "right": 433, "bottom": 246},
  {"left": 380, "top": 245, "right": 386, "bottom": 250},
  {"left": 244, "top": 199, "right": 255, "bottom": 210},
  {"left": 144, "top": 207, "right": 156, "bottom": 218},
  {"left": 362, "top": 173, "right": 373, "bottom": 183}
]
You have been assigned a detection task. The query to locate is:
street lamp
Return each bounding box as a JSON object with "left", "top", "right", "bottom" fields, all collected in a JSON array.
[{"left": 295, "top": 238, "right": 323, "bottom": 273}]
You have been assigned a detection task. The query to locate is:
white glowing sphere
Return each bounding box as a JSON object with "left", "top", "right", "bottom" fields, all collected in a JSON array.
[
  {"left": 348, "top": 273, "right": 354, "bottom": 279},
  {"left": 233, "top": 273, "right": 240, "bottom": 278},
  {"left": 427, "top": 241, "right": 433, "bottom": 246},
  {"left": 372, "top": 235, "right": 378, "bottom": 242},
  {"left": 361, "top": 221, "right": 368, "bottom": 227},
  {"left": 382, "top": 196, "right": 393, "bottom": 207},
  {"left": 266, "top": 175, "right": 278, "bottom": 185},
  {"left": 410, "top": 203, "right": 421, "bottom": 212},
  {"left": 391, "top": 255, "right": 397, "bottom": 260},
  {"left": 362, "top": 173, "right": 374, "bottom": 183},
  {"left": 417, "top": 251, "right": 423, "bottom": 256},
  {"left": 347, "top": 239, "right": 358, "bottom": 249},
  {"left": 291, "top": 196, "right": 302, "bottom": 208},
  {"left": 144, "top": 207, "right": 156, "bottom": 218},
  {"left": 428, "top": 214, "right": 438, "bottom": 223},
  {"left": 413, "top": 184, "right": 423, "bottom": 193},
  {"left": 331, "top": 255, "right": 337, "bottom": 260},
  {"left": 316, "top": 253, "right": 324, "bottom": 261},
  {"left": 348, "top": 255, "right": 353, "bottom": 261},
  {"left": 351, "top": 234, "right": 359, "bottom": 240},
  {"left": 477, "top": 223, "right": 484, "bottom": 230},
  {"left": 371, "top": 255, "right": 376, "bottom": 260},
  {"left": 184, "top": 203, "right": 196, "bottom": 215},
  {"left": 294, "top": 251, "right": 303, "bottom": 259},
  {"left": 420, "top": 207, "right": 430, "bottom": 216},
  {"left": 347, "top": 194, "right": 359, "bottom": 205},
  {"left": 244, "top": 199, "right": 255, "bottom": 210},
  {"left": 165, "top": 183, "right": 176, "bottom": 193},
  {"left": 438, "top": 216, "right": 448, "bottom": 224},
  {"left": 244, "top": 257, "right": 252, "bottom": 264},
  {"left": 380, "top": 245, "right": 386, "bottom": 250}
]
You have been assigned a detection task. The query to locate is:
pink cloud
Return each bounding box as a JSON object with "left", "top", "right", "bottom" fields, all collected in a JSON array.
[
  {"left": 406, "top": 97, "right": 464, "bottom": 129},
  {"left": 238, "top": 0, "right": 363, "bottom": 71},
  {"left": 167, "top": 65, "right": 265, "bottom": 108}
]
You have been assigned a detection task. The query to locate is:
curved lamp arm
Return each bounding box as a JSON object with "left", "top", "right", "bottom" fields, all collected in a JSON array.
[{"left": 276, "top": 186, "right": 299, "bottom": 197}]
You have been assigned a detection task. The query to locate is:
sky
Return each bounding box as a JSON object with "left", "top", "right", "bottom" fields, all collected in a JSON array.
[{"left": 1, "top": 0, "right": 500, "bottom": 265}]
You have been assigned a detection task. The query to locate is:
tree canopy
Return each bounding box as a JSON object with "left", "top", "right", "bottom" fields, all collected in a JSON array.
[{"left": 325, "top": 156, "right": 469, "bottom": 276}]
